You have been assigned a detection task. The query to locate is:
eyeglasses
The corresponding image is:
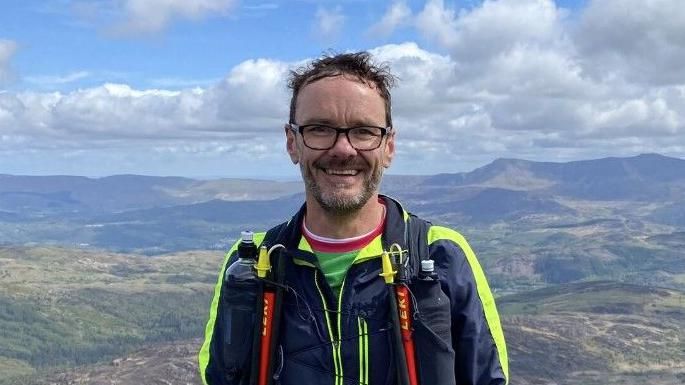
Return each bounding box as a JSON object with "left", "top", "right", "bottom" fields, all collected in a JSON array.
[{"left": 289, "top": 123, "right": 391, "bottom": 151}]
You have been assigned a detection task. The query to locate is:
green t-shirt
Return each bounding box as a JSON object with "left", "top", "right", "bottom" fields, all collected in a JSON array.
[
  {"left": 315, "top": 249, "right": 361, "bottom": 300},
  {"left": 303, "top": 200, "right": 387, "bottom": 301}
]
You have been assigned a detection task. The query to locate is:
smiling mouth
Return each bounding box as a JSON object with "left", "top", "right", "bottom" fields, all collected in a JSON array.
[{"left": 323, "top": 168, "right": 360, "bottom": 176}]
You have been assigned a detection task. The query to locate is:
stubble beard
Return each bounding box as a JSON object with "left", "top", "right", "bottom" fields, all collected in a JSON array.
[{"left": 301, "top": 159, "right": 383, "bottom": 216}]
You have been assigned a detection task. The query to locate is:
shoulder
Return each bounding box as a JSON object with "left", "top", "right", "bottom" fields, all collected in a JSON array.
[
  {"left": 426, "top": 225, "right": 469, "bottom": 248},
  {"left": 424, "top": 225, "right": 490, "bottom": 280},
  {"left": 426, "top": 225, "right": 474, "bottom": 261}
]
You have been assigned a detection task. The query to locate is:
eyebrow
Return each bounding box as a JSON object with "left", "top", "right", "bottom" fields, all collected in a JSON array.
[
  {"left": 300, "top": 119, "right": 384, "bottom": 127},
  {"left": 300, "top": 118, "right": 337, "bottom": 125}
]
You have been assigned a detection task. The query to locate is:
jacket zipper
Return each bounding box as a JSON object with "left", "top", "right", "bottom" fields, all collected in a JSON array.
[
  {"left": 312, "top": 259, "right": 373, "bottom": 385},
  {"left": 357, "top": 316, "right": 369, "bottom": 385},
  {"left": 336, "top": 277, "right": 346, "bottom": 385},
  {"left": 314, "top": 269, "right": 343, "bottom": 385}
]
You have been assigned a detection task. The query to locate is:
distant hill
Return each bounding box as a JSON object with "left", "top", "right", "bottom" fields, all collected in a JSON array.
[
  {"left": 0, "top": 174, "right": 302, "bottom": 215},
  {"left": 0, "top": 174, "right": 192, "bottom": 214},
  {"left": 2, "top": 153, "right": 684, "bottom": 218},
  {"left": 86, "top": 194, "right": 304, "bottom": 251},
  {"left": 468, "top": 153, "right": 685, "bottom": 185},
  {"left": 423, "top": 153, "right": 685, "bottom": 200},
  {"left": 1, "top": 154, "right": 684, "bottom": 288},
  {"left": 94, "top": 194, "right": 304, "bottom": 224},
  {"left": 415, "top": 187, "right": 574, "bottom": 223}
]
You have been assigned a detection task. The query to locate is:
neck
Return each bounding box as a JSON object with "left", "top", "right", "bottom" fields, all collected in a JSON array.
[{"left": 304, "top": 195, "right": 384, "bottom": 239}]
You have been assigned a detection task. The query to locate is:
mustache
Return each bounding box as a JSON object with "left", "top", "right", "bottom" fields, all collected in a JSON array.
[{"left": 314, "top": 158, "right": 367, "bottom": 169}]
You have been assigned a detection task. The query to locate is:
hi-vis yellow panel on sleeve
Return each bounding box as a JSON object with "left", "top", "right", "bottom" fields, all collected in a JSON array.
[
  {"left": 198, "top": 232, "right": 267, "bottom": 385},
  {"left": 427, "top": 226, "right": 509, "bottom": 384}
]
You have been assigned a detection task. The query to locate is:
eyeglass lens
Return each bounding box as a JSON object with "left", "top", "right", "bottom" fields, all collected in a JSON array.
[{"left": 302, "top": 125, "right": 384, "bottom": 150}]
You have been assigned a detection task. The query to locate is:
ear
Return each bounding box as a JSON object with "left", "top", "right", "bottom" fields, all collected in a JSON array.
[
  {"left": 382, "top": 130, "right": 395, "bottom": 168},
  {"left": 285, "top": 124, "right": 299, "bottom": 164}
]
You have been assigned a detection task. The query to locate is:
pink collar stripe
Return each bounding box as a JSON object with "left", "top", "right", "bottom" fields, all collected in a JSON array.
[{"left": 302, "top": 202, "right": 386, "bottom": 253}]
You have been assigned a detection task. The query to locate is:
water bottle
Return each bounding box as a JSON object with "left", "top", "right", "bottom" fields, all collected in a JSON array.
[
  {"left": 222, "top": 231, "right": 259, "bottom": 383},
  {"left": 418, "top": 259, "right": 437, "bottom": 280},
  {"left": 414, "top": 258, "right": 452, "bottom": 344},
  {"left": 412, "top": 258, "right": 455, "bottom": 385}
]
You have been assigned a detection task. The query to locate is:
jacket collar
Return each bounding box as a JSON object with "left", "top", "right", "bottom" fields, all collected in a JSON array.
[{"left": 279, "top": 194, "right": 410, "bottom": 265}]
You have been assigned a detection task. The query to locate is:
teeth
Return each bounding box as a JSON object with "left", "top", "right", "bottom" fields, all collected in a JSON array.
[{"left": 325, "top": 169, "right": 359, "bottom": 176}]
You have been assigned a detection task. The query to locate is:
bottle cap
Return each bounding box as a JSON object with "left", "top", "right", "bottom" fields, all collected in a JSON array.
[
  {"left": 420, "top": 259, "right": 435, "bottom": 273},
  {"left": 240, "top": 230, "right": 254, "bottom": 242}
]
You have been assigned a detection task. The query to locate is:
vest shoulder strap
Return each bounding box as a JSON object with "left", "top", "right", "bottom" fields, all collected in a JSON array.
[
  {"left": 260, "top": 220, "right": 289, "bottom": 280},
  {"left": 406, "top": 214, "right": 431, "bottom": 279},
  {"left": 262, "top": 221, "right": 288, "bottom": 247}
]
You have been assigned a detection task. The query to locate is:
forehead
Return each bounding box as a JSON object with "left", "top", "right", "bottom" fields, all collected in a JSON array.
[{"left": 295, "top": 76, "right": 385, "bottom": 125}]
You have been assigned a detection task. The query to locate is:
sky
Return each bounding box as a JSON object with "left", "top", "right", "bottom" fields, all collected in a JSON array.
[{"left": 1, "top": 0, "right": 684, "bottom": 178}]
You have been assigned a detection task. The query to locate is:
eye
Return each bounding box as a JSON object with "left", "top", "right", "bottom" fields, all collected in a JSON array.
[
  {"left": 304, "top": 125, "right": 333, "bottom": 135},
  {"left": 352, "top": 127, "right": 381, "bottom": 137}
]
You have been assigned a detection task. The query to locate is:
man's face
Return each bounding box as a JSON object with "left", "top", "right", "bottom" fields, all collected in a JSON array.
[{"left": 286, "top": 76, "right": 395, "bottom": 215}]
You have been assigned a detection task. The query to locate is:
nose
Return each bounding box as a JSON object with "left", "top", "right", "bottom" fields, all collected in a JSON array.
[{"left": 328, "top": 131, "right": 358, "bottom": 157}]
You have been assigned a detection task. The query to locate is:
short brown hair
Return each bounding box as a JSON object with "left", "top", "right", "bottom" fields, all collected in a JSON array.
[{"left": 287, "top": 52, "right": 396, "bottom": 127}]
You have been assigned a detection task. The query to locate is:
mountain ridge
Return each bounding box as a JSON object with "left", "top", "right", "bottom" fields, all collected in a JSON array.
[{"left": 2, "top": 153, "right": 685, "bottom": 254}]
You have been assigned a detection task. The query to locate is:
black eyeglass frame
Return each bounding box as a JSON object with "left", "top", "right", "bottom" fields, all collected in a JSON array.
[{"left": 289, "top": 123, "right": 392, "bottom": 151}]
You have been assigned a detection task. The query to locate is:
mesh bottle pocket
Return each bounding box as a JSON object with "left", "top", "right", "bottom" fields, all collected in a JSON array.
[
  {"left": 221, "top": 282, "right": 258, "bottom": 384},
  {"left": 412, "top": 278, "right": 451, "bottom": 344},
  {"left": 411, "top": 278, "right": 456, "bottom": 385}
]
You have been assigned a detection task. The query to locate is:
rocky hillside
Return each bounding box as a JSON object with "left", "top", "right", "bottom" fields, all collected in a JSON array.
[
  {"left": 501, "top": 281, "right": 685, "bottom": 385},
  {"left": 17, "top": 279, "right": 685, "bottom": 385},
  {"left": 32, "top": 340, "right": 203, "bottom": 385}
]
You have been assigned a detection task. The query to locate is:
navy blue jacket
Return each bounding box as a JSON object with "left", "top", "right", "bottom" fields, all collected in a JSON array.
[{"left": 199, "top": 196, "right": 508, "bottom": 385}]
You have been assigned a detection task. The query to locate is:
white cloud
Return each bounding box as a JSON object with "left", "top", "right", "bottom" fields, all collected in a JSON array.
[
  {"left": 0, "top": 59, "right": 290, "bottom": 155},
  {"left": 575, "top": 0, "right": 685, "bottom": 85},
  {"left": 147, "top": 76, "right": 221, "bottom": 88},
  {"left": 368, "top": 1, "right": 412, "bottom": 38},
  {"left": 417, "top": 0, "right": 566, "bottom": 66},
  {"left": 0, "top": 39, "right": 18, "bottom": 84},
  {"left": 242, "top": 3, "right": 279, "bottom": 11},
  {"left": 415, "top": 0, "right": 459, "bottom": 48},
  {"left": 108, "top": 0, "right": 237, "bottom": 35},
  {"left": 4, "top": 0, "right": 685, "bottom": 176},
  {"left": 313, "top": 6, "right": 346, "bottom": 41},
  {"left": 399, "top": 0, "right": 685, "bottom": 168},
  {"left": 25, "top": 71, "right": 92, "bottom": 86},
  {"left": 371, "top": 42, "right": 459, "bottom": 127},
  {"left": 4, "top": 32, "right": 685, "bottom": 175}
]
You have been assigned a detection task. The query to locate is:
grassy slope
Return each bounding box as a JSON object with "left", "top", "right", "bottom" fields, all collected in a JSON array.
[
  {"left": 500, "top": 281, "right": 685, "bottom": 385},
  {"left": 459, "top": 199, "right": 685, "bottom": 294},
  {"left": 0, "top": 246, "right": 223, "bottom": 384},
  {"left": 29, "top": 280, "right": 685, "bottom": 385},
  {"left": 3, "top": 247, "right": 685, "bottom": 385}
]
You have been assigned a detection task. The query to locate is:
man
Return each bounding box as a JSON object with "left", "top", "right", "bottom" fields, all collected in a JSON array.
[{"left": 199, "top": 52, "right": 508, "bottom": 385}]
